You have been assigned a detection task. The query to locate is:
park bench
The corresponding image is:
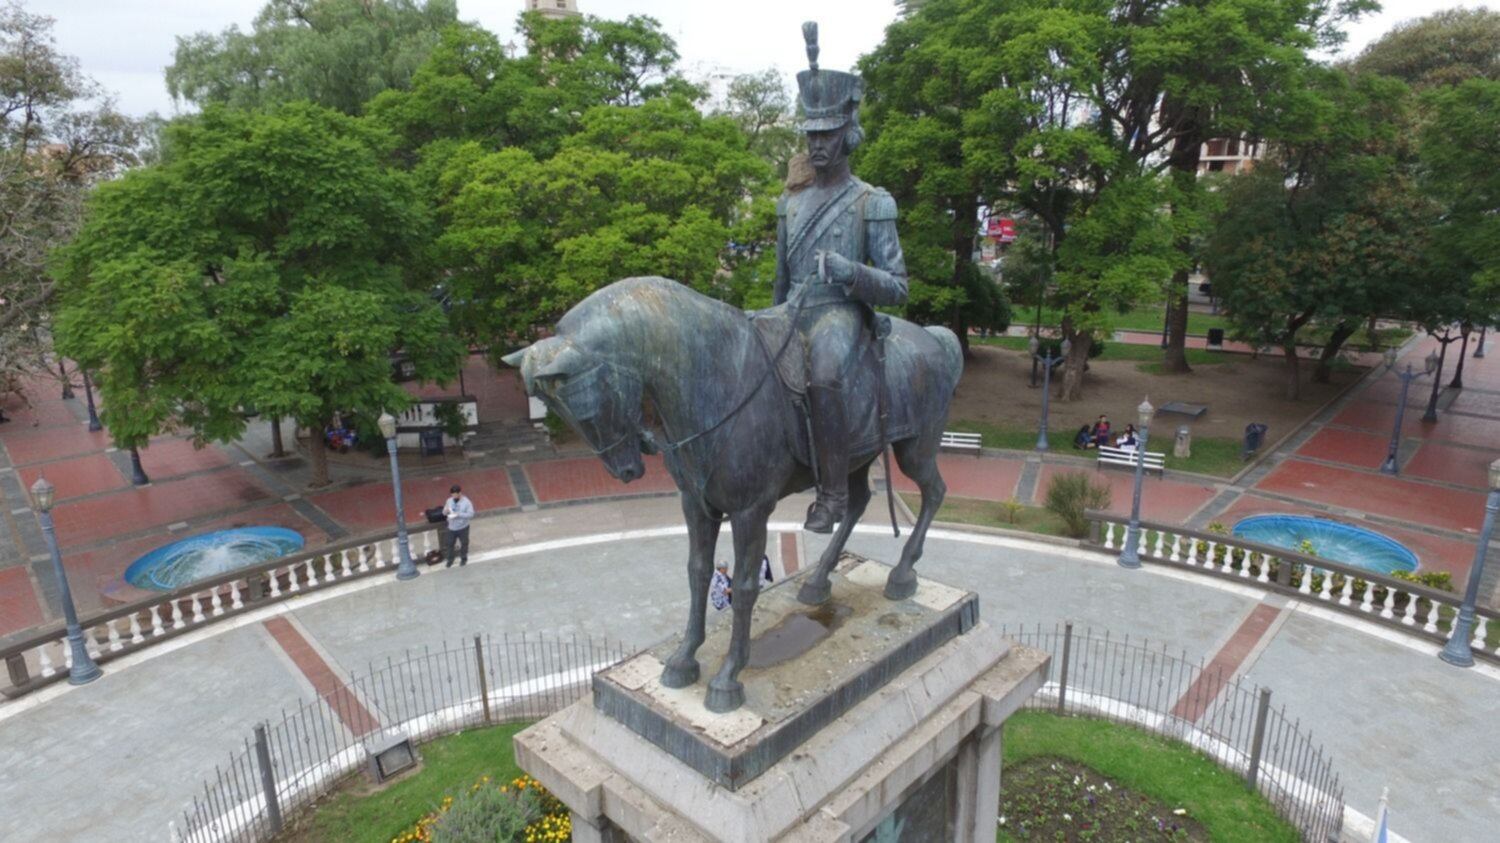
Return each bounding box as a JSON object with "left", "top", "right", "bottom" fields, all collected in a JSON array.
[
  {"left": 1096, "top": 445, "right": 1165, "bottom": 476},
  {"left": 939, "top": 431, "right": 982, "bottom": 454}
]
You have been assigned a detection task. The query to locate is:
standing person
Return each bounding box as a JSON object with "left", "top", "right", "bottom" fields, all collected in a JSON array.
[
  {"left": 442, "top": 484, "right": 474, "bottom": 567},
  {"left": 710, "top": 563, "right": 732, "bottom": 610}
]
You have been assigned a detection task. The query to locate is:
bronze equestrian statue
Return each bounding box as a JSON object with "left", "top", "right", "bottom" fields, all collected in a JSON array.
[{"left": 503, "top": 24, "right": 963, "bottom": 713}]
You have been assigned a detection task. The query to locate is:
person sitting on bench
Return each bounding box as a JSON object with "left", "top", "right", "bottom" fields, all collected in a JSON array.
[
  {"left": 1072, "top": 424, "right": 1093, "bottom": 450},
  {"left": 1090, "top": 415, "right": 1111, "bottom": 448},
  {"left": 1115, "top": 425, "right": 1138, "bottom": 450}
]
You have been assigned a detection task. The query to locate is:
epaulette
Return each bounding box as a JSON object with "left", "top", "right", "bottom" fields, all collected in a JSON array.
[{"left": 865, "top": 187, "right": 898, "bottom": 221}]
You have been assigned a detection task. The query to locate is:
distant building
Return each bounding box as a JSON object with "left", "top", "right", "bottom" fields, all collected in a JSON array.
[
  {"left": 527, "top": 0, "right": 580, "bottom": 20},
  {"left": 1198, "top": 136, "right": 1262, "bottom": 175}
]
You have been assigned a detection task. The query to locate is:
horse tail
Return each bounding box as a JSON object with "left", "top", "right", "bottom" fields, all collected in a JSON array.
[{"left": 923, "top": 325, "right": 964, "bottom": 392}]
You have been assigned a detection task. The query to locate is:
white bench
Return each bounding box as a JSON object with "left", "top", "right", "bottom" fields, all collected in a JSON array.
[
  {"left": 1096, "top": 445, "right": 1165, "bottom": 476},
  {"left": 940, "top": 431, "right": 982, "bottom": 454}
]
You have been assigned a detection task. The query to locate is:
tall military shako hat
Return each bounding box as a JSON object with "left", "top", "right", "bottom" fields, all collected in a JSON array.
[{"left": 796, "top": 22, "right": 863, "bottom": 132}]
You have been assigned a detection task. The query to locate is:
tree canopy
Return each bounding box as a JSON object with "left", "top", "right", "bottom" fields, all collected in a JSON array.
[{"left": 1354, "top": 7, "right": 1500, "bottom": 89}]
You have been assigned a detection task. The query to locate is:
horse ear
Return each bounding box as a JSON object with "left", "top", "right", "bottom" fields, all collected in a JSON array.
[
  {"left": 501, "top": 347, "right": 529, "bottom": 369},
  {"left": 535, "top": 343, "right": 590, "bottom": 381}
]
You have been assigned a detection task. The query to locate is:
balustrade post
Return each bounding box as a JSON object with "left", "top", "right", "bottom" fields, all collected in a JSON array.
[
  {"left": 1338, "top": 576, "right": 1354, "bottom": 607},
  {"left": 1169, "top": 535, "right": 1182, "bottom": 563},
  {"left": 1277, "top": 556, "right": 1293, "bottom": 587},
  {"left": 6, "top": 653, "right": 29, "bottom": 687},
  {"left": 1360, "top": 581, "right": 1376, "bottom": 613},
  {"left": 1401, "top": 592, "right": 1418, "bottom": 627},
  {"left": 1297, "top": 563, "right": 1312, "bottom": 595},
  {"left": 1381, "top": 587, "right": 1397, "bottom": 620}
]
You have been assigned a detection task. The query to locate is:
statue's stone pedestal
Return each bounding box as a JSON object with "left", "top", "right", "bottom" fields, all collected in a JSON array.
[{"left": 515, "top": 557, "right": 1050, "bottom": 842}]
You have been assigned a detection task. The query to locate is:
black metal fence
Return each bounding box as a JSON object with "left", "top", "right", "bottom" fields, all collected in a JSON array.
[
  {"left": 173, "top": 633, "right": 631, "bottom": 843},
  {"left": 1000, "top": 623, "right": 1345, "bottom": 843}
]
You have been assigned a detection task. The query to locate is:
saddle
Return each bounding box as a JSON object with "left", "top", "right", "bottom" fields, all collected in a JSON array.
[{"left": 749, "top": 306, "right": 810, "bottom": 396}]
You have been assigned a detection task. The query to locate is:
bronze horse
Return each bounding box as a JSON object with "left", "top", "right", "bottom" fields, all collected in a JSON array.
[{"left": 504, "top": 277, "right": 962, "bottom": 712}]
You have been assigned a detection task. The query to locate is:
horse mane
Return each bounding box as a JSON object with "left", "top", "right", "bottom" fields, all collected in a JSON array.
[{"left": 557, "top": 277, "right": 749, "bottom": 353}]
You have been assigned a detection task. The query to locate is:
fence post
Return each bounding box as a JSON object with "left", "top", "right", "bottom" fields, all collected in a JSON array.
[
  {"left": 1056, "top": 622, "right": 1073, "bottom": 715},
  {"left": 1246, "top": 688, "right": 1272, "bottom": 791},
  {"left": 253, "top": 723, "right": 284, "bottom": 834},
  {"left": 474, "top": 634, "right": 492, "bottom": 725}
]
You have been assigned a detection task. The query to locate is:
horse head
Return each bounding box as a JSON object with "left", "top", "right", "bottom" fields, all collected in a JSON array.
[{"left": 503, "top": 336, "right": 648, "bottom": 484}]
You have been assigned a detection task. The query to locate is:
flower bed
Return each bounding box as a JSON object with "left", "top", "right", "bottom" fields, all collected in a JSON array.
[{"left": 1000, "top": 757, "right": 1207, "bottom": 840}]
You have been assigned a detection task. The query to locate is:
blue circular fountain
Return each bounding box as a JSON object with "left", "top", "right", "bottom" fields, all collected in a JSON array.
[
  {"left": 124, "top": 527, "right": 306, "bottom": 591},
  {"left": 1231, "top": 515, "right": 1418, "bottom": 575}
]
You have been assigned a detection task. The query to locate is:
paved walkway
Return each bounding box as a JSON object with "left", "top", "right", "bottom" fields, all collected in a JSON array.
[{"left": 0, "top": 495, "right": 1494, "bottom": 841}]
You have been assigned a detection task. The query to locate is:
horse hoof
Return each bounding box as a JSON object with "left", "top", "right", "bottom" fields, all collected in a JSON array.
[
  {"left": 660, "top": 660, "right": 699, "bottom": 689},
  {"left": 796, "top": 581, "right": 832, "bottom": 606},
  {"left": 704, "top": 679, "right": 745, "bottom": 713},
  {"left": 884, "top": 574, "right": 918, "bottom": 601}
]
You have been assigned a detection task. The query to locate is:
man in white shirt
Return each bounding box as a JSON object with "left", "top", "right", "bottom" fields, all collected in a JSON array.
[{"left": 442, "top": 484, "right": 474, "bottom": 567}]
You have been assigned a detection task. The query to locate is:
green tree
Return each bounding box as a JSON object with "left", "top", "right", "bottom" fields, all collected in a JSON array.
[
  {"left": 718, "top": 69, "right": 800, "bottom": 175},
  {"left": 166, "top": 0, "right": 460, "bottom": 115},
  {"left": 1354, "top": 8, "right": 1500, "bottom": 90},
  {"left": 1, "top": 1, "right": 140, "bottom": 402},
  {"left": 53, "top": 103, "right": 461, "bottom": 486}
]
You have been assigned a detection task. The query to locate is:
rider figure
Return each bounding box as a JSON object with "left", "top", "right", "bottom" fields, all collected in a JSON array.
[{"left": 775, "top": 23, "right": 909, "bottom": 534}]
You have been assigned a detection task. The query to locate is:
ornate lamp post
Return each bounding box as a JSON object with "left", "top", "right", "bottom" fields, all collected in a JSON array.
[
  {"left": 1439, "top": 459, "right": 1500, "bottom": 668},
  {"left": 1117, "top": 398, "right": 1156, "bottom": 570},
  {"left": 1029, "top": 335, "right": 1071, "bottom": 451},
  {"left": 1379, "top": 348, "right": 1438, "bottom": 476},
  {"left": 30, "top": 478, "right": 102, "bottom": 685},
  {"left": 81, "top": 370, "right": 102, "bottom": 432},
  {"left": 378, "top": 412, "right": 419, "bottom": 581}
]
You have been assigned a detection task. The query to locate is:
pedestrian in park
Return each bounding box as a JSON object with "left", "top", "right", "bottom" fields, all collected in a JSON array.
[
  {"left": 442, "top": 484, "right": 474, "bottom": 567},
  {"left": 710, "top": 562, "right": 732, "bottom": 610},
  {"left": 760, "top": 555, "right": 775, "bottom": 586},
  {"left": 1090, "top": 415, "right": 1111, "bottom": 448}
]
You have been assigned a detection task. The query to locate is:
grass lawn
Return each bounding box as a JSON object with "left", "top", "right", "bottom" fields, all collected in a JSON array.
[
  {"left": 945, "top": 417, "right": 1246, "bottom": 478},
  {"left": 974, "top": 335, "right": 1229, "bottom": 367},
  {"left": 281, "top": 722, "right": 529, "bottom": 843},
  {"left": 1018, "top": 304, "right": 1229, "bottom": 336},
  {"left": 1000, "top": 711, "right": 1299, "bottom": 842},
  {"left": 900, "top": 492, "right": 1073, "bottom": 537}
]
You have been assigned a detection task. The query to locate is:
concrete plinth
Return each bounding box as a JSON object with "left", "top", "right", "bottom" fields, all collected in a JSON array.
[{"left": 515, "top": 557, "right": 1050, "bottom": 842}]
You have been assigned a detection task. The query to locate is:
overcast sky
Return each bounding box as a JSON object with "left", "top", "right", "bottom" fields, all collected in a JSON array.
[{"left": 27, "top": 0, "right": 1500, "bottom": 118}]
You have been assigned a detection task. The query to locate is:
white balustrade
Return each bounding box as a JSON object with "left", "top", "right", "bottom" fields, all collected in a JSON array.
[
  {"left": 1339, "top": 576, "right": 1355, "bottom": 607},
  {"left": 1239, "top": 549, "right": 1251, "bottom": 578},
  {"left": 306, "top": 559, "right": 320, "bottom": 587},
  {"left": 1360, "top": 581, "right": 1376, "bottom": 613},
  {"left": 1103, "top": 522, "right": 1117, "bottom": 549},
  {"left": 190, "top": 593, "right": 205, "bottom": 624},
  {"left": 150, "top": 604, "right": 165, "bottom": 636},
  {"left": 1297, "top": 563, "right": 1313, "bottom": 595},
  {"left": 287, "top": 563, "right": 301, "bottom": 592},
  {"left": 38, "top": 645, "right": 54, "bottom": 677},
  {"left": 229, "top": 581, "right": 243, "bottom": 610},
  {"left": 423, "top": 531, "right": 435, "bottom": 555},
  {"left": 1318, "top": 570, "right": 1333, "bottom": 602},
  {"left": 1473, "top": 617, "right": 1490, "bottom": 651},
  {"left": 1169, "top": 535, "right": 1182, "bottom": 562},
  {"left": 85, "top": 630, "right": 101, "bottom": 658},
  {"left": 1424, "top": 601, "right": 1441, "bottom": 634},
  {"left": 1136, "top": 529, "right": 1147, "bottom": 557},
  {"left": 1256, "top": 553, "right": 1270, "bottom": 584},
  {"left": 129, "top": 613, "right": 145, "bottom": 644},
  {"left": 1152, "top": 531, "right": 1165, "bottom": 559},
  {"left": 171, "top": 599, "right": 186, "bottom": 630},
  {"left": 1220, "top": 545, "right": 1235, "bottom": 575},
  {"left": 106, "top": 619, "right": 123, "bottom": 651},
  {"left": 62, "top": 640, "right": 71, "bottom": 669},
  {"left": 1401, "top": 592, "right": 1418, "bottom": 626},
  {"left": 1380, "top": 587, "right": 1396, "bottom": 620},
  {"left": 357, "top": 547, "right": 370, "bottom": 574},
  {"left": 1186, "top": 539, "right": 1200, "bottom": 566},
  {"left": 322, "top": 554, "right": 336, "bottom": 582},
  {"left": 210, "top": 588, "right": 224, "bottom": 617}
]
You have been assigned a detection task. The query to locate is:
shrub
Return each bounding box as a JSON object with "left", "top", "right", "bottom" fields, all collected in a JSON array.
[
  {"left": 1001, "top": 497, "right": 1024, "bottom": 524},
  {"left": 1044, "top": 472, "right": 1112, "bottom": 538},
  {"left": 1393, "top": 570, "right": 1454, "bottom": 592},
  {"left": 396, "top": 774, "right": 571, "bottom": 843}
]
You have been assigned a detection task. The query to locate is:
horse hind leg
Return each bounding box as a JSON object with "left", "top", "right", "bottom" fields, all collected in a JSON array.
[
  {"left": 797, "top": 462, "right": 872, "bottom": 606},
  {"left": 885, "top": 437, "right": 946, "bottom": 601}
]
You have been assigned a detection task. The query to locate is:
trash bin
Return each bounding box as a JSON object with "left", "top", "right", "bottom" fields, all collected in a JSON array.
[
  {"left": 1174, "top": 426, "right": 1192, "bottom": 459},
  {"left": 1242, "top": 423, "right": 1268, "bottom": 460},
  {"left": 419, "top": 429, "right": 444, "bottom": 456},
  {"left": 1207, "top": 328, "right": 1225, "bottom": 349}
]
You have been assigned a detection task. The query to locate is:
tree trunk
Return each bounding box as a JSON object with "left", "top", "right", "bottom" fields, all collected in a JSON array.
[
  {"left": 1058, "top": 327, "right": 1093, "bottom": 402},
  {"left": 1424, "top": 337, "right": 1450, "bottom": 422},
  {"left": 307, "top": 424, "right": 330, "bottom": 488},
  {"left": 1449, "top": 326, "right": 1471, "bottom": 389},
  {"left": 269, "top": 416, "right": 286, "bottom": 458},
  {"left": 1284, "top": 343, "right": 1301, "bottom": 401},
  {"left": 1312, "top": 322, "right": 1357, "bottom": 383},
  {"left": 1161, "top": 108, "right": 1204, "bottom": 374},
  {"left": 952, "top": 197, "right": 978, "bottom": 359}
]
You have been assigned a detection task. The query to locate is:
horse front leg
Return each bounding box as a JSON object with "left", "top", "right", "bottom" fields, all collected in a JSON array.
[
  {"left": 797, "top": 462, "right": 872, "bottom": 605},
  {"left": 704, "top": 503, "right": 773, "bottom": 713},
  {"left": 886, "top": 440, "right": 945, "bottom": 600},
  {"left": 660, "top": 497, "right": 722, "bottom": 689}
]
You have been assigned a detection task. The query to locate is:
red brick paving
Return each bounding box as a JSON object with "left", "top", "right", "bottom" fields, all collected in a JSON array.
[
  {"left": 1218, "top": 495, "right": 1477, "bottom": 579},
  {"left": 135, "top": 438, "right": 231, "bottom": 479},
  {"left": 404, "top": 354, "right": 532, "bottom": 425},
  {"left": 1404, "top": 442, "right": 1500, "bottom": 491},
  {"left": 891, "top": 453, "right": 1022, "bottom": 500},
  {"left": 1, "top": 398, "right": 79, "bottom": 429},
  {"left": 1330, "top": 398, "right": 1425, "bottom": 436},
  {"left": 780, "top": 532, "right": 799, "bottom": 576},
  {"left": 309, "top": 466, "right": 518, "bottom": 532},
  {"left": 1294, "top": 427, "right": 1391, "bottom": 470},
  {"left": 1036, "top": 464, "right": 1218, "bottom": 523},
  {"left": 1170, "top": 603, "right": 1282, "bottom": 723},
  {"left": 0, "top": 566, "right": 44, "bottom": 637},
  {"left": 1254, "top": 460, "right": 1486, "bottom": 534},
  {"left": 525, "top": 455, "right": 677, "bottom": 503},
  {"left": 1408, "top": 412, "right": 1500, "bottom": 451},
  {"left": 48, "top": 469, "right": 274, "bottom": 549},
  {"left": 1448, "top": 389, "right": 1500, "bottom": 417},
  {"left": 17, "top": 454, "right": 128, "bottom": 502},
  {"left": 0, "top": 425, "right": 109, "bottom": 466},
  {"left": 262, "top": 617, "right": 381, "bottom": 737}
]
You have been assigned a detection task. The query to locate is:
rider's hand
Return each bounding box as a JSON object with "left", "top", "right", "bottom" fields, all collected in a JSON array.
[{"left": 819, "top": 251, "right": 858, "bottom": 286}]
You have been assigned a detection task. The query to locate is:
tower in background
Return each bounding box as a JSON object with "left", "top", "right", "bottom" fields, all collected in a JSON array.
[{"left": 527, "top": 0, "right": 580, "bottom": 20}]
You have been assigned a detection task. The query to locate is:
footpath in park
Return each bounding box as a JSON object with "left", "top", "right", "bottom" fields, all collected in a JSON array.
[{"left": 0, "top": 495, "right": 1495, "bottom": 842}]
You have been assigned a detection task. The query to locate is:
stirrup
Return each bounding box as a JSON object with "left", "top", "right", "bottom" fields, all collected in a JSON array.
[{"left": 803, "top": 497, "right": 846, "bottom": 534}]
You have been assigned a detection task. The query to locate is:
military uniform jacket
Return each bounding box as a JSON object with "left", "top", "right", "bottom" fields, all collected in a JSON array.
[{"left": 772, "top": 176, "right": 909, "bottom": 309}]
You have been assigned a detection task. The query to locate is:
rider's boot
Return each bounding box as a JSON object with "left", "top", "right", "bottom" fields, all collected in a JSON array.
[{"left": 804, "top": 384, "right": 849, "bottom": 534}]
